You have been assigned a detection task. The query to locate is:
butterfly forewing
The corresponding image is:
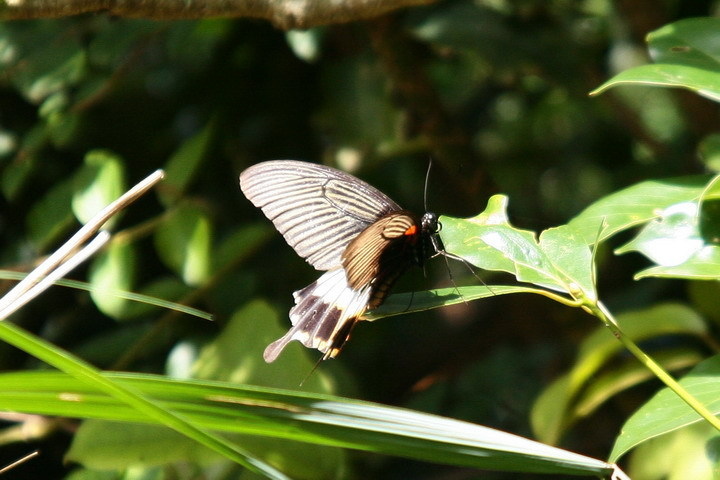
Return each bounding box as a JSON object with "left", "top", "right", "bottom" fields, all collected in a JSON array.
[{"left": 240, "top": 160, "right": 401, "bottom": 270}]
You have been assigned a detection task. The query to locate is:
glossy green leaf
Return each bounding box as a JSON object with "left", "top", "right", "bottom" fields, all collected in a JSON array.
[
  {"left": 532, "top": 303, "right": 707, "bottom": 444},
  {"left": 538, "top": 225, "right": 594, "bottom": 297},
  {"left": 72, "top": 150, "right": 127, "bottom": 228},
  {"left": 634, "top": 246, "right": 720, "bottom": 280},
  {"left": 617, "top": 201, "right": 703, "bottom": 266},
  {"left": 440, "top": 195, "right": 592, "bottom": 295},
  {"left": 154, "top": 203, "right": 212, "bottom": 286},
  {"left": 591, "top": 64, "right": 720, "bottom": 102},
  {"left": 610, "top": 354, "right": 720, "bottom": 463},
  {"left": 567, "top": 176, "right": 710, "bottom": 244},
  {"left": 0, "top": 371, "right": 623, "bottom": 478},
  {"left": 159, "top": 120, "right": 216, "bottom": 206},
  {"left": 87, "top": 241, "right": 137, "bottom": 319}
]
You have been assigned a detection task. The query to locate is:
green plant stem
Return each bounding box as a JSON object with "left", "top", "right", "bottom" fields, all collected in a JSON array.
[{"left": 588, "top": 300, "right": 720, "bottom": 431}]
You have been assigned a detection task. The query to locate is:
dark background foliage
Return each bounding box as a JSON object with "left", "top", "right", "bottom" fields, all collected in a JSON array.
[{"left": 1, "top": 0, "right": 718, "bottom": 478}]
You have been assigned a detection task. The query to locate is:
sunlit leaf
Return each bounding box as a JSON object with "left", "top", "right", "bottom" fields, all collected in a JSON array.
[
  {"left": 72, "top": 150, "right": 127, "bottom": 227},
  {"left": 610, "top": 355, "right": 720, "bottom": 463},
  {"left": 440, "top": 195, "right": 592, "bottom": 295},
  {"left": 567, "top": 176, "right": 710, "bottom": 244},
  {"left": 154, "top": 202, "right": 212, "bottom": 286},
  {"left": 617, "top": 202, "right": 703, "bottom": 266},
  {"left": 0, "top": 371, "right": 623, "bottom": 478},
  {"left": 88, "top": 241, "right": 136, "bottom": 319},
  {"left": 68, "top": 421, "right": 221, "bottom": 469},
  {"left": 626, "top": 421, "right": 717, "bottom": 480}
]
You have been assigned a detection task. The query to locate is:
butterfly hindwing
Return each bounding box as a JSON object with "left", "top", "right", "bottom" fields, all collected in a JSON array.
[{"left": 262, "top": 268, "right": 371, "bottom": 362}]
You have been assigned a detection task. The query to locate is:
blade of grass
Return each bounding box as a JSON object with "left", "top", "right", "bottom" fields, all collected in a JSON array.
[
  {"left": 0, "top": 371, "right": 627, "bottom": 479},
  {"left": 0, "top": 270, "right": 212, "bottom": 321}
]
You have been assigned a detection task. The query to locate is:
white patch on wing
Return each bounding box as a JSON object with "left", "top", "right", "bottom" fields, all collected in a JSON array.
[{"left": 263, "top": 268, "right": 372, "bottom": 362}]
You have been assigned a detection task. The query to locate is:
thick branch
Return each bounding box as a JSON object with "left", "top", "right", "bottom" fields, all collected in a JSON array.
[{"left": 1, "top": 0, "right": 436, "bottom": 29}]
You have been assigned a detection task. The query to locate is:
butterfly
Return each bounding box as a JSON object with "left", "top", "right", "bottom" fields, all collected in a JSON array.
[{"left": 240, "top": 160, "right": 443, "bottom": 362}]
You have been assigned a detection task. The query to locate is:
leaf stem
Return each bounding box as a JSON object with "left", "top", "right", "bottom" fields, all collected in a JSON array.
[{"left": 587, "top": 300, "right": 720, "bottom": 431}]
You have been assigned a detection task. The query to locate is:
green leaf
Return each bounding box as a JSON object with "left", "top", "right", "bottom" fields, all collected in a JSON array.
[
  {"left": 0, "top": 124, "right": 46, "bottom": 200},
  {"left": 646, "top": 18, "right": 720, "bottom": 68},
  {"left": 591, "top": 64, "right": 720, "bottom": 102},
  {"left": 67, "top": 421, "right": 220, "bottom": 469},
  {"left": 610, "top": 354, "right": 720, "bottom": 463},
  {"left": 72, "top": 150, "right": 127, "bottom": 228},
  {"left": 617, "top": 201, "right": 703, "bottom": 266},
  {"left": 440, "top": 195, "right": 592, "bottom": 295},
  {"left": 567, "top": 176, "right": 710, "bottom": 244},
  {"left": 604, "top": 178, "right": 720, "bottom": 279},
  {"left": 26, "top": 175, "right": 75, "bottom": 250},
  {"left": 634, "top": 246, "right": 720, "bottom": 280},
  {"left": 626, "top": 421, "right": 718, "bottom": 480},
  {"left": 154, "top": 202, "right": 213, "bottom": 286},
  {"left": 159, "top": 120, "right": 216, "bottom": 207},
  {"left": 538, "top": 225, "right": 595, "bottom": 298},
  {"left": 574, "top": 348, "right": 703, "bottom": 422},
  {"left": 212, "top": 223, "right": 274, "bottom": 272},
  {"left": 368, "top": 285, "right": 542, "bottom": 320},
  {"left": 591, "top": 18, "right": 720, "bottom": 101},
  {"left": 87, "top": 241, "right": 137, "bottom": 319},
  {"left": 69, "top": 420, "right": 346, "bottom": 479},
  {"left": 532, "top": 303, "right": 707, "bottom": 444},
  {"left": 191, "top": 300, "right": 339, "bottom": 392}
]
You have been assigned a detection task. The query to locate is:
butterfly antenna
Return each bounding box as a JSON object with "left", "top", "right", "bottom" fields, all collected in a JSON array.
[{"left": 424, "top": 158, "right": 433, "bottom": 212}]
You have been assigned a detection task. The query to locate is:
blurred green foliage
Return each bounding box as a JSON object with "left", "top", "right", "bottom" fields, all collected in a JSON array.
[{"left": 2, "top": 0, "right": 720, "bottom": 479}]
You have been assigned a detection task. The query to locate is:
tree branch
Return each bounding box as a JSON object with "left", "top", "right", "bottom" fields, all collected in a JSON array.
[{"left": 1, "top": 0, "right": 437, "bottom": 29}]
